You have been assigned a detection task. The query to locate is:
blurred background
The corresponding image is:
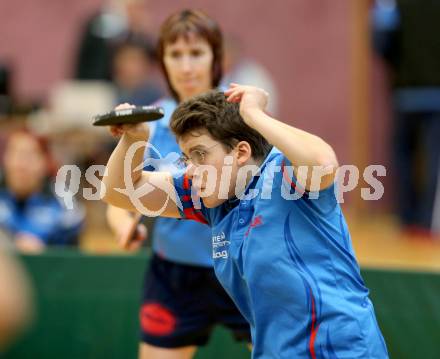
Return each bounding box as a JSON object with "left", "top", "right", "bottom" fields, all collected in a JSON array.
[{"left": 0, "top": 0, "right": 439, "bottom": 358}]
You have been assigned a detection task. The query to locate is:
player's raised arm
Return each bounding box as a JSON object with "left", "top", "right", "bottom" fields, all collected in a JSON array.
[
  {"left": 225, "top": 84, "right": 339, "bottom": 191},
  {"left": 101, "top": 105, "right": 180, "bottom": 219}
]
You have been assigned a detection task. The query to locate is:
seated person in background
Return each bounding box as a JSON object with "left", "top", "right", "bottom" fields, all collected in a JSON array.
[
  {"left": 74, "top": 0, "right": 153, "bottom": 81},
  {"left": 112, "top": 35, "right": 164, "bottom": 106},
  {"left": 0, "top": 130, "right": 85, "bottom": 253}
]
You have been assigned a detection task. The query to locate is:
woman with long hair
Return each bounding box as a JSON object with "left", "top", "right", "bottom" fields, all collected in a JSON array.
[{"left": 106, "top": 10, "right": 250, "bottom": 359}]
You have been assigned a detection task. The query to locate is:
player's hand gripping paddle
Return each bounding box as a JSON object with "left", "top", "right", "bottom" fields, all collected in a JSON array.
[
  {"left": 93, "top": 105, "right": 164, "bottom": 126},
  {"left": 118, "top": 212, "right": 147, "bottom": 251}
]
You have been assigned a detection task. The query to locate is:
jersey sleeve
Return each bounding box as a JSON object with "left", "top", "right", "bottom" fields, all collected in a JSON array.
[
  {"left": 173, "top": 173, "right": 210, "bottom": 226},
  {"left": 278, "top": 155, "right": 338, "bottom": 214}
]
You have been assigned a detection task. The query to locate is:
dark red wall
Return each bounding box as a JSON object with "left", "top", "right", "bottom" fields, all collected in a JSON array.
[{"left": 0, "top": 0, "right": 355, "bottom": 165}]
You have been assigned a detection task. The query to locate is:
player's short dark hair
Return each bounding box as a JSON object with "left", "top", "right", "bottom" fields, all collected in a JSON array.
[
  {"left": 170, "top": 90, "right": 272, "bottom": 160},
  {"left": 157, "top": 9, "right": 223, "bottom": 101}
]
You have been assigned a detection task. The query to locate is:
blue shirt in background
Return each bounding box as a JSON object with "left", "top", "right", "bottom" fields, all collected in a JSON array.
[
  {"left": 0, "top": 185, "right": 84, "bottom": 246},
  {"left": 146, "top": 98, "right": 213, "bottom": 267}
]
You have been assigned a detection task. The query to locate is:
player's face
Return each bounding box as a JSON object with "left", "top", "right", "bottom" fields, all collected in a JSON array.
[
  {"left": 163, "top": 34, "right": 213, "bottom": 101},
  {"left": 3, "top": 134, "right": 48, "bottom": 197},
  {"left": 178, "top": 131, "right": 249, "bottom": 208}
]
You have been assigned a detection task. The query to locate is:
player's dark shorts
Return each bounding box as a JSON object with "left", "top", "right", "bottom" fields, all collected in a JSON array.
[{"left": 139, "top": 254, "right": 251, "bottom": 348}]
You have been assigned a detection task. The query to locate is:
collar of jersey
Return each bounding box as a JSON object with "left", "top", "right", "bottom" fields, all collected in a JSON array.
[{"left": 225, "top": 146, "right": 278, "bottom": 209}]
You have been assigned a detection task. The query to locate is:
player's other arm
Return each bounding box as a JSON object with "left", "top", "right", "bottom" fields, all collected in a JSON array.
[
  {"left": 0, "top": 250, "right": 33, "bottom": 350},
  {"left": 106, "top": 206, "right": 148, "bottom": 250},
  {"left": 225, "top": 84, "right": 338, "bottom": 191},
  {"left": 101, "top": 109, "right": 180, "bottom": 218}
]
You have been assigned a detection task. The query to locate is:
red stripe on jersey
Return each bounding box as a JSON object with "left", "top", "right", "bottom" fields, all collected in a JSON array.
[
  {"left": 183, "top": 208, "right": 208, "bottom": 225},
  {"left": 309, "top": 287, "right": 320, "bottom": 359},
  {"left": 281, "top": 160, "right": 306, "bottom": 196},
  {"left": 183, "top": 175, "right": 190, "bottom": 190}
]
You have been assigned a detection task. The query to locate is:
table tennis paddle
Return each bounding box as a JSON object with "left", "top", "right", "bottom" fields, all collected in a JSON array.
[{"left": 93, "top": 106, "right": 164, "bottom": 126}]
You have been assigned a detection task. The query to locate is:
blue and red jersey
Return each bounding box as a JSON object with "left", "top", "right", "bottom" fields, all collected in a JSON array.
[{"left": 173, "top": 147, "right": 388, "bottom": 358}]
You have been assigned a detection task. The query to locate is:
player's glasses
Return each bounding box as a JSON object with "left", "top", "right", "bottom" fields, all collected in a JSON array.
[{"left": 176, "top": 143, "right": 221, "bottom": 167}]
